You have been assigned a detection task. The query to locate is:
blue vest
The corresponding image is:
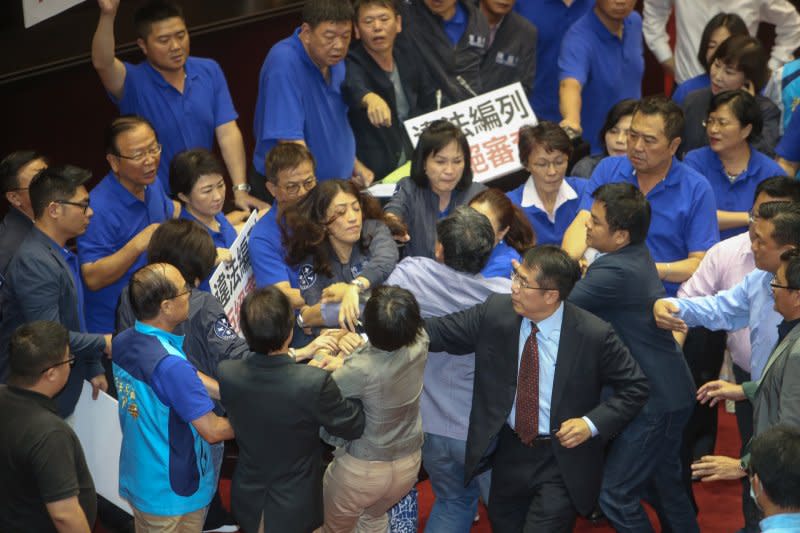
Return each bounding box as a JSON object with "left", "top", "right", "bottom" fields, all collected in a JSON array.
[
  {"left": 112, "top": 323, "right": 214, "bottom": 515},
  {"left": 780, "top": 60, "right": 800, "bottom": 131}
]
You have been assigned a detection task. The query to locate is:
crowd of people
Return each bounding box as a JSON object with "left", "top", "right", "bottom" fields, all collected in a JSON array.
[{"left": 3, "top": 0, "right": 800, "bottom": 532}]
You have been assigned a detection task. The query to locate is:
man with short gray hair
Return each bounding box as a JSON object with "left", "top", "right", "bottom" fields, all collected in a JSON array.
[{"left": 386, "top": 205, "right": 510, "bottom": 531}]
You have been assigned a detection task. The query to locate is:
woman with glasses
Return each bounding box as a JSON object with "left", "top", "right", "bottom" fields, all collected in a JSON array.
[
  {"left": 384, "top": 119, "right": 486, "bottom": 259},
  {"left": 680, "top": 35, "right": 780, "bottom": 157},
  {"left": 507, "top": 122, "right": 587, "bottom": 245},
  {"left": 468, "top": 188, "right": 536, "bottom": 279},
  {"left": 282, "top": 179, "right": 398, "bottom": 331},
  {"left": 684, "top": 90, "right": 786, "bottom": 240}
]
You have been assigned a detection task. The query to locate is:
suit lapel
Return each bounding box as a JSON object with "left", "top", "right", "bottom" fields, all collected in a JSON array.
[
  {"left": 550, "top": 303, "right": 577, "bottom": 425},
  {"left": 34, "top": 229, "right": 77, "bottom": 296},
  {"left": 757, "top": 324, "right": 800, "bottom": 390}
]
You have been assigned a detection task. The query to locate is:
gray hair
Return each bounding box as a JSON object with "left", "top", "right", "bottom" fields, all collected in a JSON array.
[{"left": 436, "top": 206, "right": 495, "bottom": 274}]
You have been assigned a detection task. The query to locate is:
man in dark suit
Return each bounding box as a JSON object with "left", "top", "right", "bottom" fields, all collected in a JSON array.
[
  {"left": 569, "top": 183, "right": 698, "bottom": 532},
  {"left": 218, "top": 287, "right": 365, "bottom": 533},
  {"left": 0, "top": 166, "right": 109, "bottom": 418},
  {"left": 343, "top": 0, "right": 435, "bottom": 180},
  {"left": 424, "top": 245, "right": 649, "bottom": 532}
]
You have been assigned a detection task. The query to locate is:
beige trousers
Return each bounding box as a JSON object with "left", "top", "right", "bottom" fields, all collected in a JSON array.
[
  {"left": 322, "top": 450, "right": 421, "bottom": 533},
  {"left": 132, "top": 506, "right": 205, "bottom": 533}
]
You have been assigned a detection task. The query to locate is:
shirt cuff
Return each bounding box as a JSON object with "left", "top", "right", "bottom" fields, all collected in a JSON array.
[{"left": 582, "top": 416, "right": 599, "bottom": 437}]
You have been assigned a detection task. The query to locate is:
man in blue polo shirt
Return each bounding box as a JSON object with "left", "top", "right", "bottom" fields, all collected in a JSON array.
[
  {"left": 114, "top": 262, "right": 234, "bottom": 529},
  {"left": 562, "top": 96, "right": 719, "bottom": 296},
  {"left": 558, "top": 0, "right": 643, "bottom": 155},
  {"left": 91, "top": 0, "right": 265, "bottom": 211},
  {"left": 78, "top": 116, "right": 176, "bottom": 335},
  {"left": 251, "top": 0, "right": 374, "bottom": 202},
  {"left": 514, "top": 0, "right": 591, "bottom": 121}
]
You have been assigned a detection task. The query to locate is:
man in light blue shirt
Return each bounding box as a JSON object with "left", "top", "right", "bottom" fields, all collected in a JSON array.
[
  {"left": 386, "top": 206, "right": 509, "bottom": 532},
  {"left": 654, "top": 201, "right": 800, "bottom": 381},
  {"left": 749, "top": 426, "right": 800, "bottom": 533}
]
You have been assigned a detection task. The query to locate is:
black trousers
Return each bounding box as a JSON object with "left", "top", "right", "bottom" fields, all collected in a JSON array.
[{"left": 488, "top": 425, "right": 577, "bottom": 533}]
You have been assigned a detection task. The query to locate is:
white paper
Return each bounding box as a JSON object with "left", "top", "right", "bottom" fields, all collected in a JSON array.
[
  {"left": 23, "top": 0, "right": 85, "bottom": 28},
  {"left": 404, "top": 82, "right": 538, "bottom": 183},
  {"left": 72, "top": 381, "right": 132, "bottom": 514}
]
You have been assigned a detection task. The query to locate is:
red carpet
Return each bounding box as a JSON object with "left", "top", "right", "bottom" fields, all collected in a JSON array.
[{"left": 97, "top": 404, "right": 743, "bottom": 532}]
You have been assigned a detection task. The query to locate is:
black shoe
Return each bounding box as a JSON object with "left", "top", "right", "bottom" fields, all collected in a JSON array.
[{"left": 587, "top": 506, "right": 607, "bottom": 525}]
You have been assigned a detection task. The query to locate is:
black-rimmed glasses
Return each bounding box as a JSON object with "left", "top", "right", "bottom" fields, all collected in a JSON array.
[
  {"left": 54, "top": 200, "right": 90, "bottom": 214},
  {"left": 41, "top": 356, "right": 77, "bottom": 373},
  {"left": 511, "top": 271, "right": 555, "bottom": 291}
]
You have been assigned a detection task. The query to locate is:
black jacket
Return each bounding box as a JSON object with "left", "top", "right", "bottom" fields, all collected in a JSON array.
[
  {"left": 343, "top": 41, "right": 436, "bottom": 180},
  {"left": 425, "top": 296, "right": 648, "bottom": 515},
  {"left": 481, "top": 11, "right": 537, "bottom": 95}
]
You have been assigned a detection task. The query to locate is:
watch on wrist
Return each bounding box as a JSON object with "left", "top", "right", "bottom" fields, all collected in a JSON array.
[
  {"left": 288, "top": 348, "right": 298, "bottom": 361},
  {"left": 350, "top": 278, "right": 367, "bottom": 293},
  {"left": 232, "top": 183, "right": 251, "bottom": 193},
  {"left": 297, "top": 311, "right": 305, "bottom": 329}
]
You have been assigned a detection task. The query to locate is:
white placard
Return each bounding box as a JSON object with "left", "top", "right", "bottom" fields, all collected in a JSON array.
[
  {"left": 404, "top": 82, "right": 537, "bottom": 183},
  {"left": 72, "top": 381, "right": 132, "bottom": 514},
  {"left": 23, "top": 0, "right": 85, "bottom": 28},
  {"left": 209, "top": 210, "right": 259, "bottom": 335}
]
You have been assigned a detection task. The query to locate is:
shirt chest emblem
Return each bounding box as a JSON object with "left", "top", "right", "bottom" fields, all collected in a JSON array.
[
  {"left": 495, "top": 52, "right": 519, "bottom": 67},
  {"left": 468, "top": 34, "right": 487, "bottom": 48}
]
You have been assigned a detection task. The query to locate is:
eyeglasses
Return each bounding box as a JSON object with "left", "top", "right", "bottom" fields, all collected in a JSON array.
[
  {"left": 40, "top": 356, "right": 77, "bottom": 373},
  {"left": 54, "top": 200, "right": 91, "bottom": 214},
  {"left": 702, "top": 117, "right": 735, "bottom": 129},
  {"left": 748, "top": 211, "right": 760, "bottom": 224},
  {"left": 511, "top": 270, "right": 554, "bottom": 291},
  {"left": 165, "top": 285, "right": 193, "bottom": 300},
  {"left": 770, "top": 282, "right": 799, "bottom": 291},
  {"left": 530, "top": 159, "right": 567, "bottom": 171},
  {"left": 279, "top": 176, "right": 317, "bottom": 196},
  {"left": 114, "top": 143, "right": 162, "bottom": 163}
]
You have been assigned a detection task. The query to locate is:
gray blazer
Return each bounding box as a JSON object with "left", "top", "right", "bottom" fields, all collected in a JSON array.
[
  {"left": 0, "top": 227, "right": 105, "bottom": 417},
  {"left": 745, "top": 322, "right": 800, "bottom": 438},
  {"left": 325, "top": 330, "right": 429, "bottom": 461}
]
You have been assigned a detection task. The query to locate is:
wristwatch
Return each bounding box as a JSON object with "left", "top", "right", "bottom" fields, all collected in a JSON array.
[
  {"left": 350, "top": 278, "right": 367, "bottom": 293},
  {"left": 288, "top": 348, "right": 298, "bottom": 362},
  {"left": 232, "top": 183, "right": 251, "bottom": 192}
]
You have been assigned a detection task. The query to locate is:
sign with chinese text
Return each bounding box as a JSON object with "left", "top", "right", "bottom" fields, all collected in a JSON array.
[
  {"left": 23, "top": 0, "right": 85, "bottom": 28},
  {"left": 209, "top": 211, "right": 258, "bottom": 336},
  {"left": 404, "top": 82, "right": 537, "bottom": 183}
]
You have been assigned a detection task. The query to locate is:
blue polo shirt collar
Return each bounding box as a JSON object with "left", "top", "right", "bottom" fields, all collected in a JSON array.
[
  {"left": 588, "top": 8, "right": 629, "bottom": 42},
  {"left": 109, "top": 173, "right": 154, "bottom": 208},
  {"left": 631, "top": 157, "right": 682, "bottom": 194},
  {"left": 710, "top": 145, "right": 760, "bottom": 184},
  {"left": 289, "top": 28, "right": 335, "bottom": 86},
  {"left": 134, "top": 320, "right": 185, "bottom": 352},
  {"left": 141, "top": 60, "right": 195, "bottom": 90}
]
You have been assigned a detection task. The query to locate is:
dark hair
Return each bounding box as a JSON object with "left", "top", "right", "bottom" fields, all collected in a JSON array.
[
  {"left": 632, "top": 96, "right": 685, "bottom": 142},
  {"left": 0, "top": 150, "right": 47, "bottom": 194},
  {"left": 302, "top": 0, "right": 354, "bottom": 27},
  {"left": 410, "top": 120, "right": 473, "bottom": 191},
  {"left": 599, "top": 99, "right": 638, "bottom": 154},
  {"left": 134, "top": 0, "right": 184, "bottom": 39},
  {"left": 169, "top": 149, "right": 225, "bottom": 199},
  {"left": 759, "top": 202, "right": 800, "bottom": 247},
  {"left": 708, "top": 90, "right": 762, "bottom": 141},
  {"left": 129, "top": 263, "right": 180, "bottom": 321},
  {"left": 105, "top": 115, "right": 156, "bottom": 156},
  {"left": 147, "top": 219, "right": 216, "bottom": 284},
  {"left": 240, "top": 287, "right": 294, "bottom": 354},
  {"left": 469, "top": 188, "right": 536, "bottom": 254},
  {"left": 353, "top": 0, "right": 399, "bottom": 18},
  {"left": 282, "top": 179, "right": 386, "bottom": 277},
  {"left": 518, "top": 121, "right": 572, "bottom": 166},
  {"left": 711, "top": 35, "right": 769, "bottom": 94},
  {"left": 264, "top": 143, "right": 316, "bottom": 185},
  {"left": 753, "top": 176, "right": 800, "bottom": 205},
  {"left": 436, "top": 206, "right": 495, "bottom": 274},
  {"left": 697, "top": 13, "right": 749, "bottom": 70},
  {"left": 749, "top": 425, "right": 800, "bottom": 509},
  {"left": 29, "top": 165, "right": 91, "bottom": 220},
  {"left": 521, "top": 245, "right": 581, "bottom": 300},
  {"left": 8, "top": 321, "right": 69, "bottom": 386},
  {"left": 780, "top": 248, "right": 800, "bottom": 290},
  {"left": 591, "top": 183, "right": 651, "bottom": 245},
  {"left": 363, "top": 286, "right": 423, "bottom": 352}
]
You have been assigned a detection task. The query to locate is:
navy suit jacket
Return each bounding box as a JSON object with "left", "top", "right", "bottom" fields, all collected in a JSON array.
[
  {"left": 569, "top": 242, "right": 696, "bottom": 414},
  {"left": 425, "top": 295, "right": 648, "bottom": 515},
  {"left": 0, "top": 227, "right": 105, "bottom": 417}
]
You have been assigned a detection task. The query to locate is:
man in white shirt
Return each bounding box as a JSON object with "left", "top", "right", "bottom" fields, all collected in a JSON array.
[{"left": 642, "top": 0, "right": 800, "bottom": 84}]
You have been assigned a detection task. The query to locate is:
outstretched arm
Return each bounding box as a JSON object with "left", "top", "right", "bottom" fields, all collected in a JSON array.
[{"left": 91, "top": 0, "right": 127, "bottom": 100}]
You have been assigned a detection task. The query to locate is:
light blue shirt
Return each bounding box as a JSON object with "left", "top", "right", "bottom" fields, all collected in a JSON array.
[
  {"left": 760, "top": 512, "right": 800, "bottom": 532},
  {"left": 507, "top": 303, "right": 598, "bottom": 436},
  {"left": 668, "top": 269, "right": 780, "bottom": 380}
]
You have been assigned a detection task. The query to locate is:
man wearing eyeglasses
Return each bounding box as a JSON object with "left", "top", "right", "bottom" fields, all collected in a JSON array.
[
  {"left": 0, "top": 166, "right": 110, "bottom": 419},
  {"left": 0, "top": 321, "right": 97, "bottom": 533},
  {"left": 77, "top": 115, "right": 177, "bottom": 337},
  {"left": 0, "top": 151, "right": 48, "bottom": 277},
  {"left": 690, "top": 248, "right": 800, "bottom": 532},
  {"left": 424, "top": 245, "right": 648, "bottom": 531}
]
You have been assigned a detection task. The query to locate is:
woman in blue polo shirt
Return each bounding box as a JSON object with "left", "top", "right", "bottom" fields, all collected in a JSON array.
[
  {"left": 469, "top": 188, "right": 536, "bottom": 278},
  {"left": 684, "top": 90, "right": 786, "bottom": 240},
  {"left": 671, "top": 13, "right": 748, "bottom": 105},
  {"left": 385, "top": 120, "right": 485, "bottom": 259},
  {"left": 507, "top": 122, "right": 587, "bottom": 245},
  {"left": 282, "top": 179, "right": 398, "bottom": 331}
]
